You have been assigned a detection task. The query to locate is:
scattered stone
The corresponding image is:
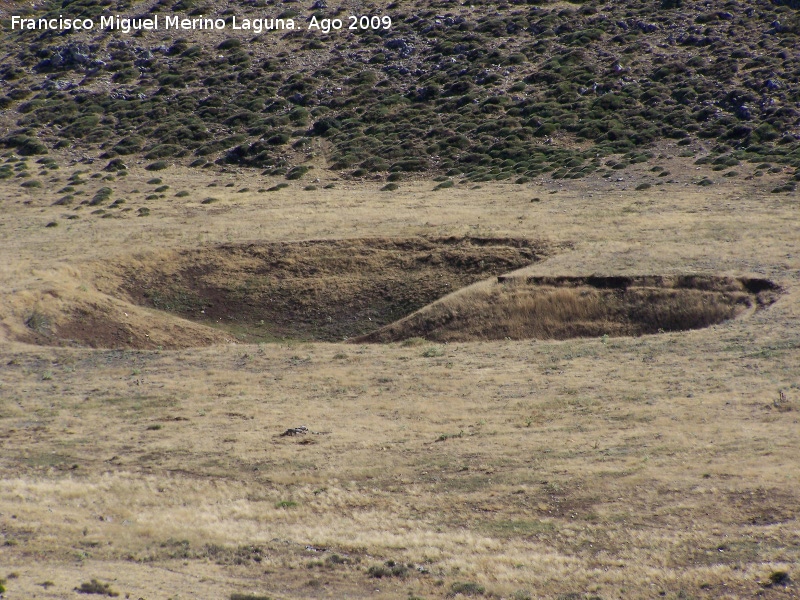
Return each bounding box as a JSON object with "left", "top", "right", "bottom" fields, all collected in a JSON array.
[{"left": 280, "top": 426, "right": 309, "bottom": 436}]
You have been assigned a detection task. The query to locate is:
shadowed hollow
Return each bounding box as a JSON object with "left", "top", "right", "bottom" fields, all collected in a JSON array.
[{"left": 103, "top": 236, "right": 551, "bottom": 344}]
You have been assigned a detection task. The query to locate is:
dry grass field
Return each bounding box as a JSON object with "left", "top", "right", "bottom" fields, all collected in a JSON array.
[{"left": 0, "top": 154, "right": 798, "bottom": 599}]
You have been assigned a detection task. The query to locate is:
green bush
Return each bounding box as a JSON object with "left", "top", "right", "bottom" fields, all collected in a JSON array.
[
  {"left": 267, "top": 133, "right": 290, "bottom": 145},
  {"left": 450, "top": 581, "right": 485, "bottom": 596},
  {"left": 3, "top": 135, "right": 47, "bottom": 156},
  {"left": 286, "top": 166, "right": 309, "bottom": 180},
  {"left": 367, "top": 560, "right": 408, "bottom": 578},
  {"left": 75, "top": 579, "right": 119, "bottom": 596},
  {"left": 104, "top": 158, "right": 127, "bottom": 172},
  {"left": 145, "top": 144, "right": 181, "bottom": 159},
  {"left": 89, "top": 187, "right": 113, "bottom": 205},
  {"left": 218, "top": 38, "right": 242, "bottom": 50}
]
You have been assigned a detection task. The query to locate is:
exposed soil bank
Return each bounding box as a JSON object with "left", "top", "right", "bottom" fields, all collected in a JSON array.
[{"left": 355, "top": 275, "right": 782, "bottom": 343}]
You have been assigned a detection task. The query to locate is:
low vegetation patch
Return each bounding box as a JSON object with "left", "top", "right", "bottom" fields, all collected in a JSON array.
[
  {"left": 449, "top": 581, "right": 486, "bottom": 596},
  {"left": 75, "top": 579, "right": 118, "bottom": 596},
  {"left": 367, "top": 560, "right": 408, "bottom": 579}
]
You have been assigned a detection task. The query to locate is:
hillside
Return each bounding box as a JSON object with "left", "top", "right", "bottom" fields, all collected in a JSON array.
[
  {"left": 0, "top": 0, "right": 798, "bottom": 190},
  {"left": 1, "top": 2, "right": 799, "bottom": 598}
]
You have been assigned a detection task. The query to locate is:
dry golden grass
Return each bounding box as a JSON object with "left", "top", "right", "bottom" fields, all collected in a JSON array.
[
  {"left": 359, "top": 276, "right": 769, "bottom": 343},
  {"left": 0, "top": 154, "right": 798, "bottom": 598}
]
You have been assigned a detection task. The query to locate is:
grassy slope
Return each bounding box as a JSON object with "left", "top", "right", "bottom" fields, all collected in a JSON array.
[{"left": 0, "top": 0, "right": 798, "bottom": 190}]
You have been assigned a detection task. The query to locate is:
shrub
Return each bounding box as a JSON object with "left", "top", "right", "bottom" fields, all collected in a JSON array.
[
  {"left": 104, "top": 158, "right": 127, "bottom": 172},
  {"left": 145, "top": 160, "right": 168, "bottom": 171},
  {"left": 381, "top": 183, "right": 399, "bottom": 191},
  {"left": 3, "top": 135, "right": 48, "bottom": 155},
  {"left": 767, "top": 570, "right": 790, "bottom": 586},
  {"left": 267, "top": 133, "right": 290, "bottom": 145},
  {"left": 145, "top": 144, "right": 182, "bottom": 159},
  {"left": 25, "top": 310, "right": 51, "bottom": 333},
  {"left": 75, "top": 579, "right": 119, "bottom": 596},
  {"left": 286, "top": 166, "right": 309, "bottom": 180},
  {"left": 422, "top": 346, "right": 444, "bottom": 358},
  {"left": 367, "top": 560, "right": 408, "bottom": 578},
  {"left": 92, "top": 187, "right": 113, "bottom": 201},
  {"left": 449, "top": 581, "right": 485, "bottom": 596},
  {"left": 112, "top": 137, "right": 144, "bottom": 155},
  {"left": 218, "top": 38, "right": 242, "bottom": 50}
]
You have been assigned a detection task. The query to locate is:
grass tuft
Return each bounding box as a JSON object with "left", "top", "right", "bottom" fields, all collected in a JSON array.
[
  {"left": 449, "top": 581, "right": 485, "bottom": 596},
  {"left": 75, "top": 579, "right": 119, "bottom": 596}
]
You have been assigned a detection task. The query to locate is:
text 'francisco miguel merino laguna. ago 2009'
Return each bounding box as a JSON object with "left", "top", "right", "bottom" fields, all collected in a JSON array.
[{"left": 10, "top": 13, "right": 393, "bottom": 34}]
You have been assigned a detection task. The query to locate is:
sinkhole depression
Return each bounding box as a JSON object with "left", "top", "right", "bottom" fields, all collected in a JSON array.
[
  {"left": 15, "top": 237, "right": 782, "bottom": 348},
  {"left": 109, "top": 236, "right": 552, "bottom": 345}
]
